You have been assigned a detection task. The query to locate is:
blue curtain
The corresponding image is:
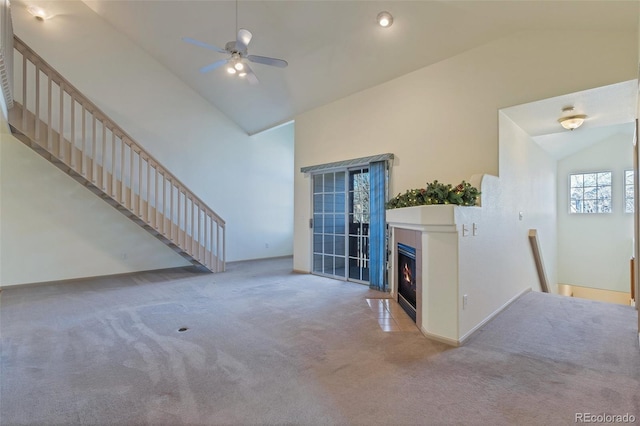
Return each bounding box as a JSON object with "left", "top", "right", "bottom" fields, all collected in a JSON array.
[{"left": 369, "top": 161, "right": 387, "bottom": 291}]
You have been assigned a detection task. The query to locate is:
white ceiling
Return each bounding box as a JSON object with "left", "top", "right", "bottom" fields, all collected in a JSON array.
[
  {"left": 502, "top": 80, "right": 637, "bottom": 159},
  {"left": 12, "top": 1, "right": 640, "bottom": 135}
]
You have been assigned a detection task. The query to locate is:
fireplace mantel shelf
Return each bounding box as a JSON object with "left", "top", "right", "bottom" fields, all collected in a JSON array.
[
  {"left": 386, "top": 204, "right": 480, "bottom": 231},
  {"left": 388, "top": 204, "right": 456, "bottom": 222}
]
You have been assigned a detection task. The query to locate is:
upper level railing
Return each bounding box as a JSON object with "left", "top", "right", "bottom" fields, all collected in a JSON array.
[{"left": 10, "top": 36, "right": 225, "bottom": 272}]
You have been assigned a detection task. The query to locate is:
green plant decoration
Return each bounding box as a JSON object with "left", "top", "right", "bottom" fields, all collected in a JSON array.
[{"left": 386, "top": 180, "right": 480, "bottom": 209}]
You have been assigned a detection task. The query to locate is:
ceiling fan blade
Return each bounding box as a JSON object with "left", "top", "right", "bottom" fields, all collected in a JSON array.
[
  {"left": 199, "top": 59, "right": 229, "bottom": 74},
  {"left": 183, "top": 37, "right": 227, "bottom": 54},
  {"left": 236, "top": 28, "right": 252, "bottom": 52},
  {"left": 247, "top": 55, "right": 288, "bottom": 68},
  {"left": 242, "top": 63, "right": 259, "bottom": 85}
]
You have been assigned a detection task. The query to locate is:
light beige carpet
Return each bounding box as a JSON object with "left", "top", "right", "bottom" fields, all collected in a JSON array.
[{"left": 1, "top": 257, "right": 638, "bottom": 425}]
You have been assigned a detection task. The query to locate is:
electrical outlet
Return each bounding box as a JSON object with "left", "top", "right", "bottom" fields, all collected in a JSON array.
[{"left": 463, "top": 294, "right": 468, "bottom": 309}]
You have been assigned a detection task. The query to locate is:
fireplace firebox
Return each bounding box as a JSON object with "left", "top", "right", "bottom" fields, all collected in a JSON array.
[{"left": 397, "top": 243, "right": 417, "bottom": 322}]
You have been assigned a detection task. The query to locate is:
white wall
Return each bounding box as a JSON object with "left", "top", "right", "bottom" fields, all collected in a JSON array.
[
  {"left": 557, "top": 131, "right": 634, "bottom": 292},
  {"left": 1, "top": 1, "right": 294, "bottom": 285},
  {"left": 295, "top": 29, "right": 635, "bottom": 274},
  {"left": 498, "top": 117, "right": 558, "bottom": 295}
]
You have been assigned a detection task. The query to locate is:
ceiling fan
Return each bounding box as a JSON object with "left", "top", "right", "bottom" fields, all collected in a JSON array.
[{"left": 182, "top": 2, "right": 287, "bottom": 85}]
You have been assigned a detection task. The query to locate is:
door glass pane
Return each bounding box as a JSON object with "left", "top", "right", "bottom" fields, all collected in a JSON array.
[
  {"left": 335, "top": 236, "right": 345, "bottom": 256},
  {"left": 324, "top": 215, "right": 335, "bottom": 233},
  {"left": 323, "top": 255, "right": 335, "bottom": 275},
  {"left": 324, "top": 235, "right": 334, "bottom": 254},
  {"left": 313, "top": 233, "right": 323, "bottom": 253},
  {"left": 313, "top": 175, "right": 323, "bottom": 194},
  {"left": 335, "top": 214, "right": 345, "bottom": 234},
  {"left": 313, "top": 254, "right": 323, "bottom": 273},
  {"left": 335, "top": 256, "right": 346, "bottom": 278},
  {"left": 324, "top": 194, "right": 334, "bottom": 212},
  {"left": 335, "top": 171, "right": 346, "bottom": 191},
  {"left": 325, "top": 173, "right": 335, "bottom": 192},
  {"left": 335, "top": 193, "right": 345, "bottom": 213},
  {"left": 361, "top": 266, "right": 370, "bottom": 282},
  {"left": 349, "top": 257, "right": 360, "bottom": 280}
]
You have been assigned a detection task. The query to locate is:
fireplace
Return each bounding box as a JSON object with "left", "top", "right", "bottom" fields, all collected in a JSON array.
[{"left": 397, "top": 243, "right": 417, "bottom": 322}]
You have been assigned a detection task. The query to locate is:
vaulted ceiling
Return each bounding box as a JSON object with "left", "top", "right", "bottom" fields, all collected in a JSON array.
[{"left": 11, "top": 1, "right": 640, "bottom": 137}]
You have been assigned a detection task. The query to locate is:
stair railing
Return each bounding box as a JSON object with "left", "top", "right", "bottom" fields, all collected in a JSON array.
[{"left": 10, "top": 36, "right": 225, "bottom": 272}]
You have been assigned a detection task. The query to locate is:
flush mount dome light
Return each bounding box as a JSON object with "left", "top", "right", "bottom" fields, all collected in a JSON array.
[
  {"left": 558, "top": 106, "right": 587, "bottom": 131},
  {"left": 27, "top": 5, "right": 48, "bottom": 20},
  {"left": 377, "top": 11, "right": 393, "bottom": 28}
]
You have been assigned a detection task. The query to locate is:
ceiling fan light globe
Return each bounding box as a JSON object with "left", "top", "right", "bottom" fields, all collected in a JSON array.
[
  {"left": 234, "top": 62, "right": 244, "bottom": 71},
  {"left": 238, "top": 72, "right": 247, "bottom": 77},
  {"left": 227, "top": 67, "right": 236, "bottom": 74}
]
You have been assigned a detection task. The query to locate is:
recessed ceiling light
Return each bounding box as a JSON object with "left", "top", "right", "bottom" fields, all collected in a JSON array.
[{"left": 377, "top": 11, "right": 393, "bottom": 28}]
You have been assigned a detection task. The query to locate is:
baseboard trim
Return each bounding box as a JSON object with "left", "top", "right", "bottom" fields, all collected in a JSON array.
[
  {"left": 458, "top": 287, "right": 532, "bottom": 345},
  {"left": 419, "top": 328, "right": 461, "bottom": 347}
]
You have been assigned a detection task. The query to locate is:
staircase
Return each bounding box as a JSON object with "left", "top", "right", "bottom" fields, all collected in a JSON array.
[{"left": 7, "top": 36, "right": 225, "bottom": 273}]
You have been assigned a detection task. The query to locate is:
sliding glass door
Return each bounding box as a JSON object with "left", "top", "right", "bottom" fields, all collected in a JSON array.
[
  {"left": 305, "top": 155, "right": 391, "bottom": 289},
  {"left": 312, "top": 168, "right": 372, "bottom": 284}
]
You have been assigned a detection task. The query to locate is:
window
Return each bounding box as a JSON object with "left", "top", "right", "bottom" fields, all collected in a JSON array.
[
  {"left": 625, "top": 170, "right": 634, "bottom": 213},
  {"left": 569, "top": 172, "right": 612, "bottom": 214}
]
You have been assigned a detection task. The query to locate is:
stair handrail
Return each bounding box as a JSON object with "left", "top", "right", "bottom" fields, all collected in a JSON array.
[{"left": 11, "top": 35, "right": 225, "bottom": 271}]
